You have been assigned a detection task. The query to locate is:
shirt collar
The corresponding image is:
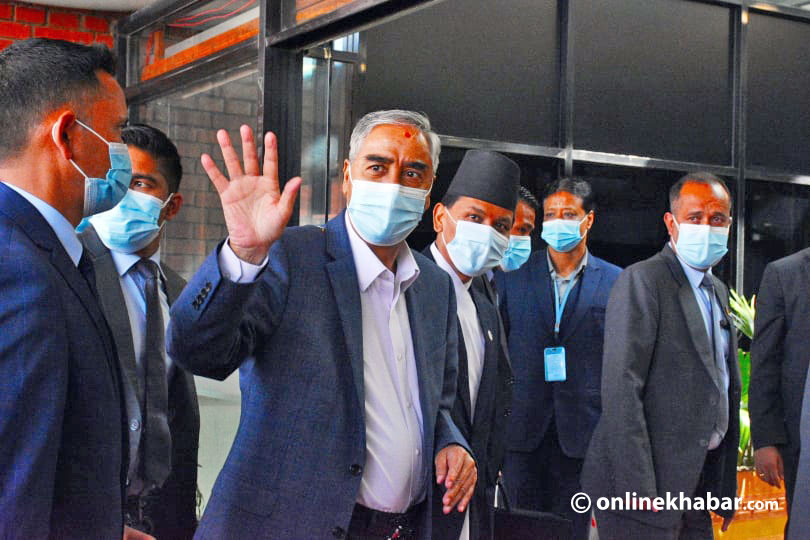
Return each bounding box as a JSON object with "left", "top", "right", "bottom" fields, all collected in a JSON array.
[
  {"left": 547, "top": 248, "right": 589, "bottom": 280},
  {"left": 670, "top": 241, "right": 711, "bottom": 289},
  {"left": 3, "top": 182, "right": 83, "bottom": 267},
  {"left": 430, "top": 242, "right": 472, "bottom": 291},
  {"left": 344, "top": 212, "right": 420, "bottom": 293},
  {"left": 110, "top": 247, "right": 164, "bottom": 280}
]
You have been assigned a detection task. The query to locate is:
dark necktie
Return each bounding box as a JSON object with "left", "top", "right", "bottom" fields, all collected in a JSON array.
[
  {"left": 133, "top": 259, "right": 172, "bottom": 491},
  {"left": 700, "top": 274, "right": 728, "bottom": 441},
  {"left": 78, "top": 250, "right": 98, "bottom": 298}
]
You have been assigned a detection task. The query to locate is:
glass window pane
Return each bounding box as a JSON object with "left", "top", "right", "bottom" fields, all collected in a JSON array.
[
  {"left": 136, "top": 66, "right": 259, "bottom": 280},
  {"left": 747, "top": 13, "right": 810, "bottom": 174},
  {"left": 744, "top": 179, "right": 810, "bottom": 294},
  {"left": 571, "top": 162, "right": 736, "bottom": 284},
  {"left": 572, "top": 0, "right": 732, "bottom": 165},
  {"left": 354, "top": 0, "right": 560, "bottom": 146},
  {"left": 129, "top": 1, "right": 259, "bottom": 84}
]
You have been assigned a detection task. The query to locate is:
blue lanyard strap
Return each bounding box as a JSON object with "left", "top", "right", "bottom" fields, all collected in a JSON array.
[{"left": 553, "top": 267, "right": 585, "bottom": 335}]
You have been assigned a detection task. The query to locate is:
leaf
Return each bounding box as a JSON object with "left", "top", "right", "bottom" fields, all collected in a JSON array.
[{"left": 739, "top": 408, "right": 752, "bottom": 468}]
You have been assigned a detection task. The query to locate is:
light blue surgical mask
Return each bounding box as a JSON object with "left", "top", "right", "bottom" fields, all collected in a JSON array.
[
  {"left": 541, "top": 215, "right": 588, "bottom": 253},
  {"left": 88, "top": 190, "right": 173, "bottom": 253},
  {"left": 500, "top": 235, "right": 532, "bottom": 272},
  {"left": 672, "top": 218, "right": 730, "bottom": 269},
  {"left": 443, "top": 212, "right": 510, "bottom": 277},
  {"left": 346, "top": 169, "right": 430, "bottom": 246},
  {"left": 57, "top": 119, "right": 132, "bottom": 217}
]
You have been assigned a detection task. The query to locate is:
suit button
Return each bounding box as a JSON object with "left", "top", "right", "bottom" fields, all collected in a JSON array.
[
  {"left": 349, "top": 464, "right": 363, "bottom": 476},
  {"left": 503, "top": 408, "right": 512, "bottom": 417},
  {"left": 699, "top": 439, "right": 709, "bottom": 447},
  {"left": 508, "top": 377, "right": 516, "bottom": 386},
  {"left": 709, "top": 396, "right": 717, "bottom": 406},
  {"left": 332, "top": 526, "right": 345, "bottom": 538},
  {"left": 129, "top": 419, "right": 140, "bottom": 431}
]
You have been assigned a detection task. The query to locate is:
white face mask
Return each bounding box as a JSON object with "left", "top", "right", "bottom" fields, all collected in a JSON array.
[{"left": 443, "top": 212, "right": 509, "bottom": 277}]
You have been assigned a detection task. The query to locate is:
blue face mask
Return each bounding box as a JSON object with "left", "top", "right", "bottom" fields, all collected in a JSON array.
[
  {"left": 58, "top": 119, "right": 132, "bottom": 217},
  {"left": 673, "top": 219, "right": 730, "bottom": 269},
  {"left": 88, "top": 190, "right": 173, "bottom": 253},
  {"left": 444, "top": 212, "right": 510, "bottom": 277},
  {"left": 346, "top": 170, "right": 430, "bottom": 246},
  {"left": 500, "top": 235, "right": 532, "bottom": 272},
  {"left": 541, "top": 215, "right": 588, "bottom": 253}
]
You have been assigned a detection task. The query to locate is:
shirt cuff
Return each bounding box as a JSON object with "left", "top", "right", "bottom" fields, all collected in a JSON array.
[{"left": 218, "top": 239, "right": 268, "bottom": 283}]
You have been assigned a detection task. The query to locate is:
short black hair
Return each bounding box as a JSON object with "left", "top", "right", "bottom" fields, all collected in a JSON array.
[
  {"left": 543, "top": 178, "right": 595, "bottom": 213},
  {"left": 0, "top": 38, "right": 116, "bottom": 161},
  {"left": 122, "top": 124, "right": 183, "bottom": 193},
  {"left": 669, "top": 171, "right": 731, "bottom": 213},
  {"left": 517, "top": 186, "right": 539, "bottom": 212},
  {"left": 441, "top": 192, "right": 461, "bottom": 209}
]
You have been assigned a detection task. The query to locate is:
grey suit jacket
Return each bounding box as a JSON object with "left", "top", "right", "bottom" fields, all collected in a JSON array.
[
  {"left": 80, "top": 224, "right": 200, "bottom": 539},
  {"left": 787, "top": 371, "right": 810, "bottom": 539},
  {"left": 581, "top": 244, "right": 740, "bottom": 528},
  {"left": 750, "top": 247, "right": 810, "bottom": 505}
]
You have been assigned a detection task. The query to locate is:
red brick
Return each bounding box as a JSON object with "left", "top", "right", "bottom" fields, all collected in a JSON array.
[
  {"left": 34, "top": 27, "right": 92, "bottom": 44},
  {"left": 0, "top": 21, "right": 30, "bottom": 39},
  {"left": 49, "top": 12, "right": 80, "bottom": 29},
  {"left": 0, "top": 38, "right": 12, "bottom": 51},
  {"left": 16, "top": 6, "right": 45, "bottom": 24},
  {"left": 94, "top": 34, "right": 114, "bottom": 49},
  {"left": 0, "top": 5, "right": 13, "bottom": 20},
  {"left": 84, "top": 15, "right": 109, "bottom": 33}
]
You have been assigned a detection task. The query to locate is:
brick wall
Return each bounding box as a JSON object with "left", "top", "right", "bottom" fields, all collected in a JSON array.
[{"left": 0, "top": 1, "right": 123, "bottom": 51}]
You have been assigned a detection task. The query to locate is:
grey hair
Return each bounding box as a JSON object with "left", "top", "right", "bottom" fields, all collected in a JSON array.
[{"left": 348, "top": 109, "right": 441, "bottom": 172}]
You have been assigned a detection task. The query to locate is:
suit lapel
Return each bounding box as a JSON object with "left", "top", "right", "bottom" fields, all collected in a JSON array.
[
  {"left": 325, "top": 215, "right": 365, "bottom": 410},
  {"left": 662, "top": 246, "right": 724, "bottom": 390},
  {"left": 82, "top": 227, "right": 144, "bottom": 405},
  {"left": 533, "top": 253, "right": 556, "bottom": 335},
  {"left": 559, "top": 259, "right": 604, "bottom": 341},
  {"left": 470, "top": 279, "right": 498, "bottom": 432}
]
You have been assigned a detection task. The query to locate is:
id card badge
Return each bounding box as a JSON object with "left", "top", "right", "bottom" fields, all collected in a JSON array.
[{"left": 544, "top": 347, "right": 567, "bottom": 382}]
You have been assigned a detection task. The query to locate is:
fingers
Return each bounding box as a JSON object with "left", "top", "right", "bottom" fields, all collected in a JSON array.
[
  {"left": 201, "top": 153, "right": 229, "bottom": 194},
  {"left": 263, "top": 131, "right": 279, "bottom": 182},
  {"left": 435, "top": 451, "right": 448, "bottom": 486},
  {"left": 445, "top": 461, "right": 476, "bottom": 513},
  {"left": 444, "top": 448, "right": 464, "bottom": 490},
  {"left": 217, "top": 129, "right": 244, "bottom": 180},
  {"left": 278, "top": 177, "right": 302, "bottom": 223},
  {"left": 241, "top": 125, "right": 260, "bottom": 177}
]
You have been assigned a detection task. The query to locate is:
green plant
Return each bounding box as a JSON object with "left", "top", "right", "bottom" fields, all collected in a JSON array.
[{"left": 729, "top": 289, "right": 755, "bottom": 468}]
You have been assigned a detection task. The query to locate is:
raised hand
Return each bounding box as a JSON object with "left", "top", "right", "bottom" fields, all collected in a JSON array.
[{"left": 201, "top": 125, "right": 302, "bottom": 264}]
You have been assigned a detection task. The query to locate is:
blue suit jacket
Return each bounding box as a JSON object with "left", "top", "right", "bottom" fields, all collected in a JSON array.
[
  {"left": 496, "top": 250, "right": 621, "bottom": 458},
  {"left": 167, "top": 212, "right": 467, "bottom": 539},
  {"left": 0, "top": 183, "right": 126, "bottom": 538}
]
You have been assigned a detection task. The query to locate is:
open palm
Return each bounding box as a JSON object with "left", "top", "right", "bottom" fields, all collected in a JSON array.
[{"left": 202, "top": 125, "right": 302, "bottom": 264}]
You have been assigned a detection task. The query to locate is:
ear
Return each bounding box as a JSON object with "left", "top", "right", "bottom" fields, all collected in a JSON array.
[
  {"left": 585, "top": 210, "right": 595, "bottom": 230},
  {"left": 433, "top": 202, "right": 445, "bottom": 234},
  {"left": 51, "top": 110, "right": 77, "bottom": 161},
  {"left": 664, "top": 212, "right": 677, "bottom": 240},
  {"left": 163, "top": 192, "right": 184, "bottom": 222},
  {"left": 341, "top": 159, "right": 351, "bottom": 202}
]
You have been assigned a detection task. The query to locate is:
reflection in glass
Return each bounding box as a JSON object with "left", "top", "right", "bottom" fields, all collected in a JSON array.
[{"left": 744, "top": 180, "right": 810, "bottom": 294}]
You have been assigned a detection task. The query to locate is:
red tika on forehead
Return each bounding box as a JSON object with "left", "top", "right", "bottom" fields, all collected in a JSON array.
[{"left": 404, "top": 130, "right": 412, "bottom": 138}]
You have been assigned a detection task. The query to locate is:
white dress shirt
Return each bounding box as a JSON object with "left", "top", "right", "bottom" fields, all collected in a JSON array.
[
  {"left": 431, "top": 243, "right": 485, "bottom": 418},
  {"left": 218, "top": 216, "right": 427, "bottom": 512},
  {"left": 431, "top": 243, "right": 485, "bottom": 540},
  {"left": 3, "top": 182, "right": 83, "bottom": 266},
  {"left": 672, "top": 245, "right": 730, "bottom": 450}
]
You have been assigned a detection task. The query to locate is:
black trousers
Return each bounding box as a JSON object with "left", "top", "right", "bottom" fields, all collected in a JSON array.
[{"left": 502, "top": 420, "right": 590, "bottom": 540}]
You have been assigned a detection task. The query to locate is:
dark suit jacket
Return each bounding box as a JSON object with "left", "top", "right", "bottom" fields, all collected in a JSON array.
[
  {"left": 581, "top": 245, "right": 740, "bottom": 528},
  {"left": 0, "top": 183, "right": 126, "bottom": 538},
  {"left": 750, "top": 249, "right": 810, "bottom": 475},
  {"left": 424, "top": 249, "right": 514, "bottom": 540},
  {"left": 496, "top": 250, "right": 621, "bottom": 459},
  {"left": 80, "top": 224, "right": 200, "bottom": 539},
  {"left": 787, "top": 374, "right": 810, "bottom": 539},
  {"left": 167, "top": 211, "right": 467, "bottom": 539}
]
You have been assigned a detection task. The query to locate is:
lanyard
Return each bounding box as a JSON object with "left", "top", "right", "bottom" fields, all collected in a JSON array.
[{"left": 553, "top": 277, "right": 575, "bottom": 335}]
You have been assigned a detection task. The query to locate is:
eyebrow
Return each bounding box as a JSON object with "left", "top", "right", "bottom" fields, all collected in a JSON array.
[
  {"left": 363, "top": 155, "right": 394, "bottom": 165},
  {"left": 403, "top": 160, "right": 428, "bottom": 171},
  {"left": 131, "top": 173, "right": 159, "bottom": 184}
]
